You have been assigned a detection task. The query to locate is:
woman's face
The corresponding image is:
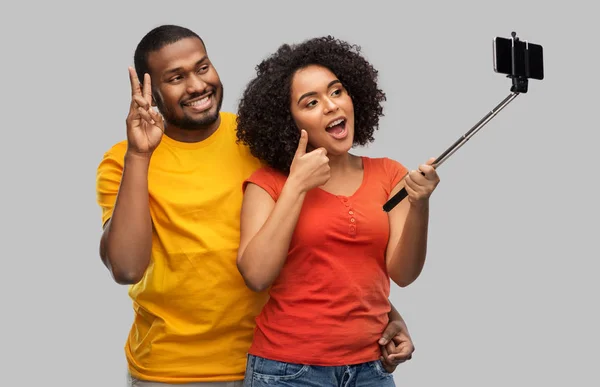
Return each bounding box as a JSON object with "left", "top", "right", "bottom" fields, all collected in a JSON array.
[{"left": 289, "top": 64, "right": 355, "bottom": 155}]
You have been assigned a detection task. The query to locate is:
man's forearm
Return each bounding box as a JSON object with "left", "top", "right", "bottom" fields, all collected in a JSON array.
[
  {"left": 100, "top": 152, "right": 153, "bottom": 284},
  {"left": 388, "top": 301, "right": 409, "bottom": 334}
]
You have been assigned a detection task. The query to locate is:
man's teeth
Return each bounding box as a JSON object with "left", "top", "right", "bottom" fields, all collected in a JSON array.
[
  {"left": 187, "top": 96, "right": 210, "bottom": 106},
  {"left": 327, "top": 119, "right": 344, "bottom": 128}
]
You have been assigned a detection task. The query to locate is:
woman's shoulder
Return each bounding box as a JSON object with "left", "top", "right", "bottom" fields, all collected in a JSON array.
[
  {"left": 243, "top": 164, "right": 289, "bottom": 199},
  {"left": 361, "top": 156, "right": 408, "bottom": 191},
  {"left": 362, "top": 155, "right": 407, "bottom": 173},
  {"left": 249, "top": 164, "right": 288, "bottom": 182}
]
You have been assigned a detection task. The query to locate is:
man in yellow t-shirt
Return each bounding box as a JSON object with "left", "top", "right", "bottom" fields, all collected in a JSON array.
[{"left": 96, "top": 25, "right": 415, "bottom": 386}]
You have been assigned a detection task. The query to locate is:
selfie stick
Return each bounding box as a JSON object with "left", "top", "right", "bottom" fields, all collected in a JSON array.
[{"left": 383, "top": 31, "right": 530, "bottom": 212}]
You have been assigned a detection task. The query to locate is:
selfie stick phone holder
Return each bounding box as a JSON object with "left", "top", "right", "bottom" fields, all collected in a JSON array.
[{"left": 383, "top": 31, "right": 535, "bottom": 212}]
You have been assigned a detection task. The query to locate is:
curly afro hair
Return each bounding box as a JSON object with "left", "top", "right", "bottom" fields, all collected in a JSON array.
[{"left": 235, "top": 36, "right": 386, "bottom": 174}]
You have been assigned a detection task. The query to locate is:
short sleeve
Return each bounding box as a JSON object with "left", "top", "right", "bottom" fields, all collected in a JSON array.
[
  {"left": 242, "top": 166, "right": 285, "bottom": 201},
  {"left": 383, "top": 157, "right": 408, "bottom": 192},
  {"left": 96, "top": 150, "right": 125, "bottom": 227}
]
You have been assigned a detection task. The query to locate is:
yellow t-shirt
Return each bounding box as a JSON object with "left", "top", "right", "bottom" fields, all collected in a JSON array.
[{"left": 95, "top": 112, "right": 269, "bottom": 383}]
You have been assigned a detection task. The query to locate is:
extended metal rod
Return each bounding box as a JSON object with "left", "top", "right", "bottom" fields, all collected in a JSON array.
[
  {"left": 382, "top": 91, "right": 521, "bottom": 212},
  {"left": 434, "top": 92, "right": 519, "bottom": 168}
]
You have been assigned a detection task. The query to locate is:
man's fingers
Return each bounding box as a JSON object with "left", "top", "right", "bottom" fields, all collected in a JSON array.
[
  {"left": 380, "top": 345, "right": 399, "bottom": 372},
  {"left": 149, "top": 109, "right": 165, "bottom": 132},
  {"left": 379, "top": 336, "right": 391, "bottom": 346},
  {"left": 391, "top": 334, "right": 411, "bottom": 346},
  {"left": 133, "top": 95, "right": 150, "bottom": 110},
  {"left": 129, "top": 66, "right": 142, "bottom": 97},
  {"left": 385, "top": 341, "right": 395, "bottom": 354},
  {"left": 388, "top": 351, "right": 412, "bottom": 361},
  {"left": 388, "top": 341, "right": 414, "bottom": 361},
  {"left": 143, "top": 73, "right": 153, "bottom": 104},
  {"left": 137, "top": 106, "right": 155, "bottom": 125},
  {"left": 381, "top": 345, "right": 389, "bottom": 358},
  {"left": 378, "top": 321, "right": 401, "bottom": 346},
  {"left": 387, "top": 344, "right": 411, "bottom": 362}
]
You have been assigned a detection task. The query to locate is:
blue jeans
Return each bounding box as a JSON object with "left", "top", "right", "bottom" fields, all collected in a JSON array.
[{"left": 243, "top": 354, "right": 395, "bottom": 387}]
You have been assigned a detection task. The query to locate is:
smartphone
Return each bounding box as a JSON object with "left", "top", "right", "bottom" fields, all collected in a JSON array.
[{"left": 493, "top": 36, "right": 544, "bottom": 80}]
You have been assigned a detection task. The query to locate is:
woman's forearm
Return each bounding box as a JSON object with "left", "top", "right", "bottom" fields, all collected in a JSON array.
[
  {"left": 387, "top": 201, "right": 430, "bottom": 287},
  {"left": 237, "top": 180, "right": 306, "bottom": 292}
]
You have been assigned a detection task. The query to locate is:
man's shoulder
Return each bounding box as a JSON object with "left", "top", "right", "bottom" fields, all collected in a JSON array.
[
  {"left": 220, "top": 111, "right": 238, "bottom": 128},
  {"left": 104, "top": 139, "right": 128, "bottom": 156},
  {"left": 221, "top": 111, "right": 238, "bottom": 119},
  {"left": 98, "top": 140, "right": 127, "bottom": 169}
]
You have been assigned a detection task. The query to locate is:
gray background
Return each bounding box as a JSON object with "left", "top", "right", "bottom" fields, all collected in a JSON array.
[{"left": 1, "top": 0, "right": 598, "bottom": 386}]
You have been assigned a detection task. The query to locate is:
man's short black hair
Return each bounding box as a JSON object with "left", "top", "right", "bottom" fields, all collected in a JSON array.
[{"left": 133, "top": 24, "right": 204, "bottom": 81}]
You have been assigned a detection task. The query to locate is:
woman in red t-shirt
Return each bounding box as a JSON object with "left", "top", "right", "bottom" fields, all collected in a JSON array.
[{"left": 235, "top": 36, "right": 440, "bottom": 387}]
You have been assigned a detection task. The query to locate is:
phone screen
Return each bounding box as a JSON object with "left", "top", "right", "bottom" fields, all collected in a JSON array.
[{"left": 494, "top": 37, "right": 544, "bottom": 80}]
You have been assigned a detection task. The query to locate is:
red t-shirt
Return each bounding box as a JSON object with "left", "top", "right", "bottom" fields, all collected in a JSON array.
[{"left": 242, "top": 156, "right": 407, "bottom": 366}]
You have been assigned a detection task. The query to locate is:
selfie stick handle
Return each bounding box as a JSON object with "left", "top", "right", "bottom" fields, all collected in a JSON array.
[{"left": 382, "top": 92, "right": 520, "bottom": 212}]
